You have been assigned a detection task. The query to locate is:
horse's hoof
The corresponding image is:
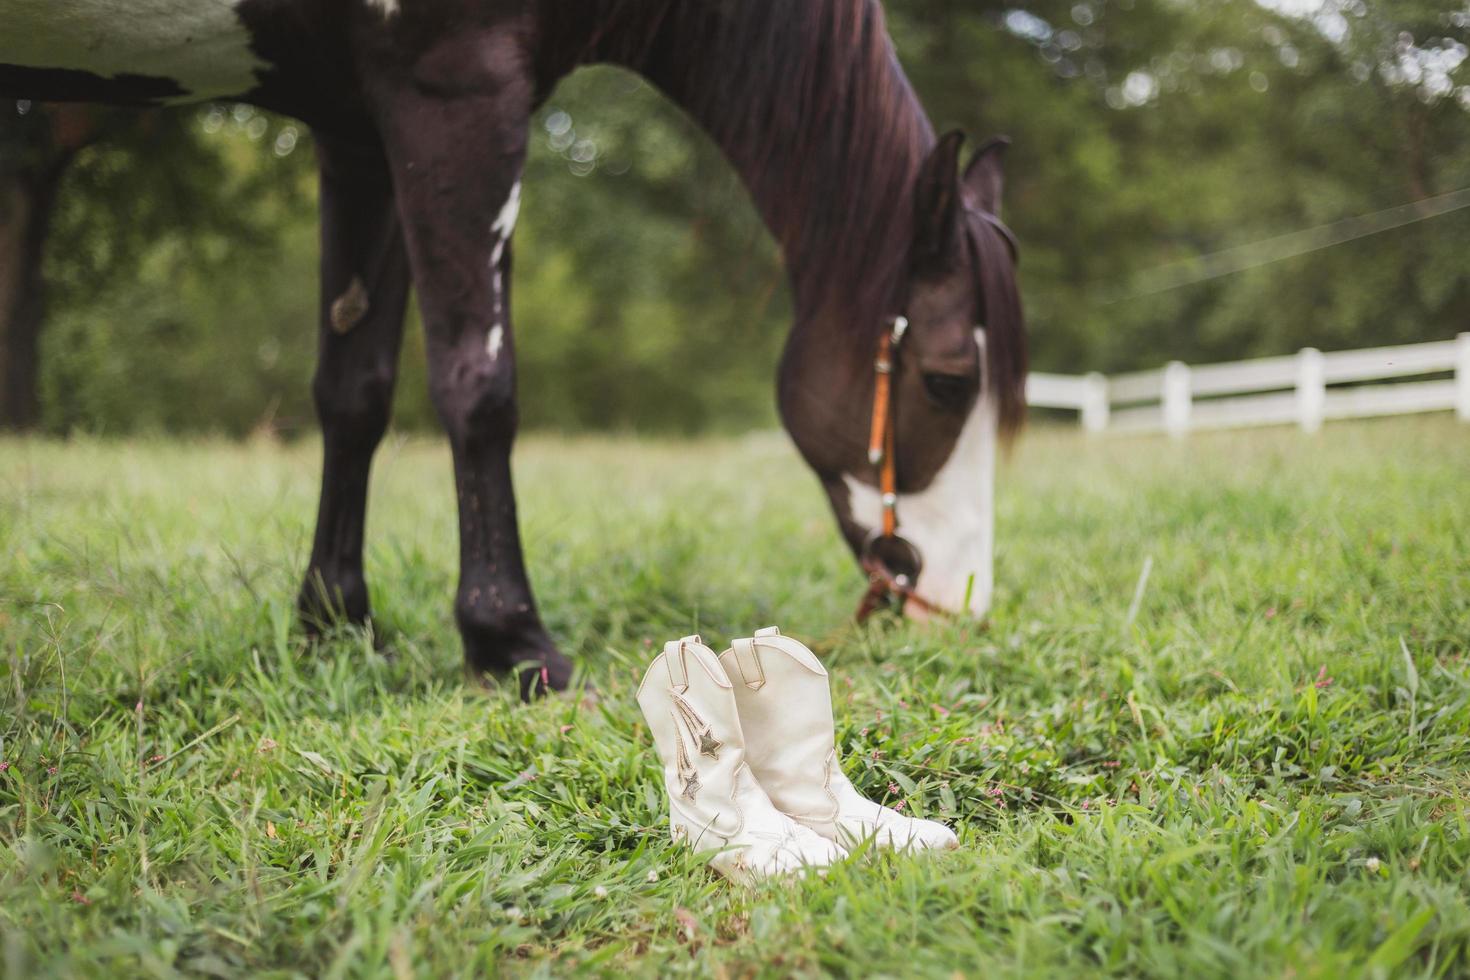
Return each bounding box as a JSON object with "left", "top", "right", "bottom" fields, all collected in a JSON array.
[
  {"left": 464, "top": 648, "right": 578, "bottom": 702},
  {"left": 297, "top": 570, "right": 371, "bottom": 636},
  {"left": 512, "top": 653, "right": 578, "bottom": 702}
]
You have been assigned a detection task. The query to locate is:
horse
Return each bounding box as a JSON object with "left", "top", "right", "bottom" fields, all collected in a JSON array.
[{"left": 3, "top": 0, "right": 1028, "bottom": 699}]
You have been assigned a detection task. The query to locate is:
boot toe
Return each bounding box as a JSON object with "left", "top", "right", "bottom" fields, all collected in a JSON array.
[
  {"left": 893, "top": 816, "right": 960, "bottom": 851},
  {"left": 731, "top": 829, "right": 847, "bottom": 881},
  {"left": 840, "top": 809, "right": 961, "bottom": 852},
  {"left": 788, "top": 825, "right": 848, "bottom": 865}
]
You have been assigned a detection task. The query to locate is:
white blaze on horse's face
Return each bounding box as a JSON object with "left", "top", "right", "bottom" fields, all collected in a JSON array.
[
  {"left": 3, "top": 0, "right": 264, "bottom": 101},
  {"left": 843, "top": 329, "right": 998, "bottom": 618}
]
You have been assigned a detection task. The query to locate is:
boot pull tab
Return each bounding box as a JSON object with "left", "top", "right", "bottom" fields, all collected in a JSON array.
[
  {"left": 754, "top": 626, "right": 781, "bottom": 637},
  {"left": 663, "top": 634, "right": 702, "bottom": 693},
  {"left": 730, "top": 637, "right": 766, "bottom": 690}
]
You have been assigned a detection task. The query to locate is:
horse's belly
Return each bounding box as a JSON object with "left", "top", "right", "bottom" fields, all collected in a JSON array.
[{"left": 1, "top": 0, "right": 266, "bottom": 102}]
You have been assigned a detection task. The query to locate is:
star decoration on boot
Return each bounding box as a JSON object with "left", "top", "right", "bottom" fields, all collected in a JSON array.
[
  {"left": 696, "top": 730, "right": 723, "bottom": 760},
  {"left": 680, "top": 770, "right": 702, "bottom": 802},
  {"left": 672, "top": 694, "right": 723, "bottom": 760}
]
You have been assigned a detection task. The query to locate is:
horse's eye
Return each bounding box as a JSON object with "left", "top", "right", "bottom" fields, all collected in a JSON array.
[{"left": 921, "top": 372, "right": 974, "bottom": 411}]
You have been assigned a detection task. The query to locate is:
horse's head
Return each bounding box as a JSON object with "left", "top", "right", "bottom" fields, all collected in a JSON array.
[{"left": 780, "top": 132, "right": 1027, "bottom": 620}]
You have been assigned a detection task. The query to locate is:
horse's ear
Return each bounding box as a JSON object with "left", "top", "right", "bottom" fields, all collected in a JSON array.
[
  {"left": 964, "top": 135, "right": 1009, "bottom": 217},
  {"left": 913, "top": 130, "right": 966, "bottom": 265}
]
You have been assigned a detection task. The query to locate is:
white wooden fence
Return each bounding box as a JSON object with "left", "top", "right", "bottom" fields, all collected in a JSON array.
[{"left": 1027, "top": 333, "right": 1470, "bottom": 435}]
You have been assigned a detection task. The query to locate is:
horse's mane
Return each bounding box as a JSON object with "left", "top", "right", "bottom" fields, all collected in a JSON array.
[{"left": 548, "top": 0, "right": 1026, "bottom": 435}]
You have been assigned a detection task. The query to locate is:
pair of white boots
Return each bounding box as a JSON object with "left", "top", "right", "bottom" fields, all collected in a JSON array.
[{"left": 636, "top": 627, "right": 958, "bottom": 884}]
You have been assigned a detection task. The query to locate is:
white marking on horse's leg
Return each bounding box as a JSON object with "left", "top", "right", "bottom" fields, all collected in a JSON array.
[
  {"left": 842, "top": 329, "right": 998, "bottom": 617},
  {"left": 330, "top": 277, "right": 370, "bottom": 334},
  {"left": 488, "top": 242, "right": 507, "bottom": 323},
  {"left": 492, "top": 182, "right": 522, "bottom": 239},
  {"left": 482, "top": 182, "right": 520, "bottom": 362}
]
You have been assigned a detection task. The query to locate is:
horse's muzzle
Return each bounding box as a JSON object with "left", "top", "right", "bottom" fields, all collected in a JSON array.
[{"left": 856, "top": 531, "right": 932, "bottom": 621}]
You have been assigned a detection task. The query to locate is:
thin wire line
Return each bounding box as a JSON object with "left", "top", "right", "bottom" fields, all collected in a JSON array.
[{"left": 1109, "top": 184, "right": 1470, "bottom": 303}]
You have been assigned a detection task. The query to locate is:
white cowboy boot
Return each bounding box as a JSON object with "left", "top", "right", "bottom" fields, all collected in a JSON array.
[
  {"left": 636, "top": 635, "right": 847, "bottom": 884},
  {"left": 719, "top": 627, "right": 959, "bottom": 853}
]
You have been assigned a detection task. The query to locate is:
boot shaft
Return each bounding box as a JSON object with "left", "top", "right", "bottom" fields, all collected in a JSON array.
[
  {"left": 718, "top": 627, "right": 848, "bottom": 823},
  {"left": 636, "top": 635, "right": 750, "bottom": 840},
  {"left": 719, "top": 628, "right": 961, "bottom": 853}
]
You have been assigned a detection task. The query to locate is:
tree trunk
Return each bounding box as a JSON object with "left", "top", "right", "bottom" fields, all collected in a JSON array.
[
  {"left": 0, "top": 105, "right": 94, "bottom": 431},
  {"left": 0, "top": 168, "right": 52, "bottom": 429}
]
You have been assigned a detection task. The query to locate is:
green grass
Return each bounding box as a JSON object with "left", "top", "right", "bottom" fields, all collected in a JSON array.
[{"left": 2, "top": 417, "right": 1469, "bottom": 978}]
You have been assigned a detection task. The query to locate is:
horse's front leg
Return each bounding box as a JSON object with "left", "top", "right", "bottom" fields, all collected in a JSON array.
[
  {"left": 372, "top": 61, "right": 573, "bottom": 698},
  {"left": 298, "top": 135, "right": 411, "bottom": 631}
]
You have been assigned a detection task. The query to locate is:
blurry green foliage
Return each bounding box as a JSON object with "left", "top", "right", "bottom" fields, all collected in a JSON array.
[
  {"left": 37, "top": 107, "right": 318, "bottom": 436},
  {"left": 26, "top": 0, "right": 1470, "bottom": 436}
]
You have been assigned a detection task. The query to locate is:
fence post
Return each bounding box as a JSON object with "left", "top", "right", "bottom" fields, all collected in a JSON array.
[
  {"left": 1296, "top": 347, "right": 1325, "bottom": 433},
  {"left": 1162, "top": 361, "right": 1191, "bottom": 437},
  {"left": 1082, "top": 372, "right": 1110, "bottom": 433},
  {"left": 1456, "top": 332, "right": 1470, "bottom": 423}
]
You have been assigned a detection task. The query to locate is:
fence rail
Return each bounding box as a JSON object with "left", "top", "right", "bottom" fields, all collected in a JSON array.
[{"left": 1027, "top": 333, "right": 1470, "bottom": 435}]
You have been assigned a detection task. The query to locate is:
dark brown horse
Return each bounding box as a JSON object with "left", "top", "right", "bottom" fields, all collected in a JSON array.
[{"left": 3, "top": 0, "right": 1027, "bottom": 698}]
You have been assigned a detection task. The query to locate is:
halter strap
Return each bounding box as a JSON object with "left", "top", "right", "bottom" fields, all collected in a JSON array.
[
  {"left": 866, "top": 315, "right": 907, "bottom": 538},
  {"left": 857, "top": 315, "right": 924, "bottom": 621}
]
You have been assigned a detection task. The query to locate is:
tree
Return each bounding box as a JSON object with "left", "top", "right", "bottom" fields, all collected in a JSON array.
[
  {"left": 1, "top": 101, "right": 307, "bottom": 433},
  {"left": 0, "top": 103, "right": 103, "bottom": 429}
]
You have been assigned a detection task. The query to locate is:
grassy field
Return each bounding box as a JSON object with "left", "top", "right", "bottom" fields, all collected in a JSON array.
[{"left": 2, "top": 417, "right": 1469, "bottom": 977}]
